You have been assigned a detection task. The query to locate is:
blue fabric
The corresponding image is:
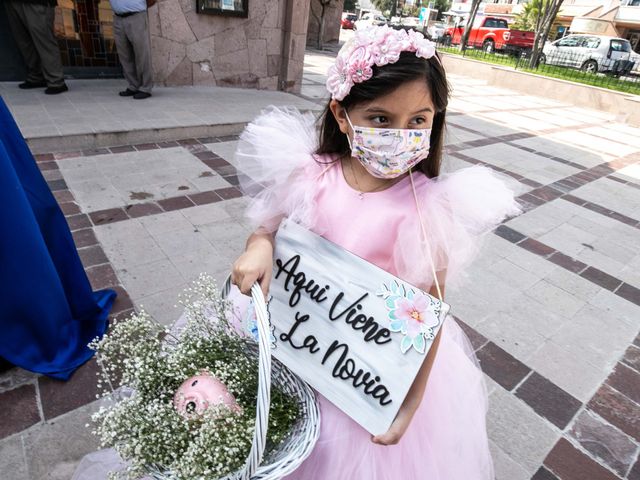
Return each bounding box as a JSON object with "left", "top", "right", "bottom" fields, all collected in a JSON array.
[
  {"left": 0, "top": 97, "right": 116, "bottom": 380},
  {"left": 108, "top": 0, "right": 146, "bottom": 14}
]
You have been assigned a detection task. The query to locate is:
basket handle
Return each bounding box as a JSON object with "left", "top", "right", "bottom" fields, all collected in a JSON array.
[{"left": 221, "top": 276, "right": 272, "bottom": 480}]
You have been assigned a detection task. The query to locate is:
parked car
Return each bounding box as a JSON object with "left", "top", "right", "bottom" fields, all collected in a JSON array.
[
  {"left": 442, "top": 16, "right": 535, "bottom": 55},
  {"left": 354, "top": 13, "right": 387, "bottom": 30},
  {"left": 540, "top": 35, "right": 634, "bottom": 75},
  {"left": 630, "top": 50, "right": 640, "bottom": 76},
  {"left": 390, "top": 16, "right": 422, "bottom": 31},
  {"left": 341, "top": 13, "right": 357, "bottom": 30},
  {"left": 426, "top": 21, "right": 447, "bottom": 41}
]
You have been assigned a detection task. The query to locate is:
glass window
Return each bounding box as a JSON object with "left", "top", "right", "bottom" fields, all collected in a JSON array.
[
  {"left": 557, "top": 36, "right": 581, "bottom": 47},
  {"left": 496, "top": 19, "right": 508, "bottom": 28},
  {"left": 484, "top": 19, "right": 496, "bottom": 28},
  {"left": 584, "top": 37, "right": 601, "bottom": 49},
  {"left": 610, "top": 40, "right": 631, "bottom": 52}
]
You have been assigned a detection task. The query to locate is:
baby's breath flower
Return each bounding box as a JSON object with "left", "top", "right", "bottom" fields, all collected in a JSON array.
[{"left": 87, "top": 274, "right": 299, "bottom": 479}]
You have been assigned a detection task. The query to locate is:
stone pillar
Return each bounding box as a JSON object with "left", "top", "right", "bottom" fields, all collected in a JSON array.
[{"left": 278, "top": 0, "right": 311, "bottom": 93}]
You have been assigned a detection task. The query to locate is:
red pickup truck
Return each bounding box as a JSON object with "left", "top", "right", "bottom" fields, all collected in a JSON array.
[{"left": 442, "top": 16, "right": 535, "bottom": 55}]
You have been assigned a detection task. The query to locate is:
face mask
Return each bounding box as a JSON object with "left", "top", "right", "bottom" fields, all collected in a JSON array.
[{"left": 345, "top": 112, "right": 431, "bottom": 179}]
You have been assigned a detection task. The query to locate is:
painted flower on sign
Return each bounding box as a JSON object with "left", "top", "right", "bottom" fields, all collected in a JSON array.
[{"left": 377, "top": 281, "right": 441, "bottom": 354}]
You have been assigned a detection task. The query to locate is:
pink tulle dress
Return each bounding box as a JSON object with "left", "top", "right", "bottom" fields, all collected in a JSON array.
[
  {"left": 72, "top": 108, "right": 519, "bottom": 480},
  {"left": 235, "top": 108, "right": 521, "bottom": 480}
]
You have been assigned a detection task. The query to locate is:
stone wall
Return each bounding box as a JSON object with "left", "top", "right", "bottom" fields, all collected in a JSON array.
[
  {"left": 306, "top": 0, "right": 344, "bottom": 48},
  {"left": 148, "top": 0, "right": 310, "bottom": 91}
]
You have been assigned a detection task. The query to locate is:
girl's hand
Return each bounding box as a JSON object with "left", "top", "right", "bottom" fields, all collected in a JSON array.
[
  {"left": 371, "top": 406, "right": 413, "bottom": 446},
  {"left": 371, "top": 318, "right": 445, "bottom": 447},
  {"left": 231, "top": 233, "right": 274, "bottom": 298}
]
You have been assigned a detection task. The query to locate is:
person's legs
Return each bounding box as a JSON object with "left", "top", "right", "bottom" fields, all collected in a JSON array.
[
  {"left": 22, "top": 3, "right": 65, "bottom": 88},
  {"left": 5, "top": 1, "right": 46, "bottom": 85},
  {"left": 127, "top": 12, "right": 153, "bottom": 94},
  {"left": 113, "top": 15, "right": 140, "bottom": 93}
]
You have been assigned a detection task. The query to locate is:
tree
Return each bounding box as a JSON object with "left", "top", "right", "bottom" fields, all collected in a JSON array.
[
  {"left": 372, "top": 0, "right": 395, "bottom": 17},
  {"left": 344, "top": 0, "right": 356, "bottom": 11},
  {"left": 433, "top": 0, "right": 452, "bottom": 21},
  {"left": 459, "top": 0, "right": 482, "bottom": 52},
  {"left": 529, "top": 0, "right": 565, "bottom": 68},
  {"left": 512, "top": 0, "right": 541, "bottom": 32}
]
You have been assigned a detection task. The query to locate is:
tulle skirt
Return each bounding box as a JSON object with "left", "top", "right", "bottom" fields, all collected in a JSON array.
[
  {"left": 282, "top": 318, "right": 494, "bottom": 480},
  {"left": 72, "top": 298, "right": 493, "bottom": 480}
]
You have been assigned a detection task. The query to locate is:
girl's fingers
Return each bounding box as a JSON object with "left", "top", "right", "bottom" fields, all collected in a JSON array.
[
  {"left": 259, "top": 269, "right": 272, "bottom": 299},
  {"left": 240, "top": 275, "right": 254, "bottom": 295},
  {"left": 371, "top": 432, "right": 400, "bottom": 446}
]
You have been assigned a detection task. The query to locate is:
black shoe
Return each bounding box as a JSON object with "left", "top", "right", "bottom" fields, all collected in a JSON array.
[
  {"left": 19, "top": 81, "right": 47, "bottom": 89},
  {"left": 119, "top": 88, "right": 139, "bottom": 97},
  {"left": 133, "top": 91, "right": 152, "bottom": 100},
  {"left": 0, "top": 356, "right": 13, "bottom": 373},
  {"left": 45, "top": 84, "right": 69, "bottom": 95}
]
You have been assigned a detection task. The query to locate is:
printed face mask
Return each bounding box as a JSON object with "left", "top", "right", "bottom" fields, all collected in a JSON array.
[{"left": 345, "top": 112, "right": 431, "bottom": 179}]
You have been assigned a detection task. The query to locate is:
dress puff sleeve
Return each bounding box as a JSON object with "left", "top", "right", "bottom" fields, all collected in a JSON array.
[
  {"left": 235, "top": 107, "right": 324, "bottom": 233},
  {"left": 393, "top": 166, "right": 522, "bottom": 288}
]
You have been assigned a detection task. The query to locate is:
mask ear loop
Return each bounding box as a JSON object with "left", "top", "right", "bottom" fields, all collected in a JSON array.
[
  {"left": 344, "top": 110, "right": 355, "bottom": 152},
  {"left": 409, "top": 168, "right": 444, "bottom": 302}
]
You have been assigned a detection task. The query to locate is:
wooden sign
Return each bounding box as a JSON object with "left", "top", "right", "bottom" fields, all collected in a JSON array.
[{"left": 267, "top": 219, "right": 450, "bottom": 435}]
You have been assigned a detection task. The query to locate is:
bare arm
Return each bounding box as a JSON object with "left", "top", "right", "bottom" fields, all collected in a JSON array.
[{"left": 372, "top": 274, "right": 446, "bottom": 445}]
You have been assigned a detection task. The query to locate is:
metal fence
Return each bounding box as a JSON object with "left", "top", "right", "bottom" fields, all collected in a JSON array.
[{"left": 434, "top": 40, "right": 640, "bottom": 96}]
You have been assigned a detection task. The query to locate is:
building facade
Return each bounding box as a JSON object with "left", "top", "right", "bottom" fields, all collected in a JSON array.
[
  {"left": 0, "top": 0, "right": 311, "bottom": 92},
  {"left": 444, "top": 0, "right": 640, "bottom": 51}
]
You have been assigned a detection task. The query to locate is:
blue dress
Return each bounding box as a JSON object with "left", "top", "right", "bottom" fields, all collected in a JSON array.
[{"left": 0, "top": 97, "right": 116, "bottom": 380}]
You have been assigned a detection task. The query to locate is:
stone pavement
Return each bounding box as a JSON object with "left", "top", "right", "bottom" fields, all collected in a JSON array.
[{"left": 1, "top": 42, "right": 640, "bottom": 480}]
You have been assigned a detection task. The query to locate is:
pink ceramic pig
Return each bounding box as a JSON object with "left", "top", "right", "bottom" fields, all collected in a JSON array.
[{"left": 173, "top": 371, "right": 241, "bottom": 418}]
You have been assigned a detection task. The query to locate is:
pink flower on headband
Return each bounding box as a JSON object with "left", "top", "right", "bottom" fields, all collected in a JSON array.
[
  {"left": 326, "top": 25, "right": 440, "bottom": 101},
  {"left": 349, "top": 59, "right": 373, "bottom": 83},
  {"left": 407, "top": 29, "right": 436, "bottom": 59},
  {"left": 326, "top": 55, "right": 353, "bottom": 102},
  {"left": 348, "top": 45, "right": 373, "bottom": 82}
]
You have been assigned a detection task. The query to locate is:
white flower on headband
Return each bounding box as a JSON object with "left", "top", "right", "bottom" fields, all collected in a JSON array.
[{"left": 326, "top": 25, "right": 440, "bottom": 101}]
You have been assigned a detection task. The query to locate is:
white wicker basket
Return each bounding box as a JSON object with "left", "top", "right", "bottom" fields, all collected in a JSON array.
[{"left": 147, "top": 278, "right": 320, "bottom": 480}]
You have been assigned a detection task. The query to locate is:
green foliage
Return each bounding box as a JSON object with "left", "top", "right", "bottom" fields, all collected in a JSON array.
[
  {"left": 512, "top": 0, "right": 542, "bottom": 31},
  {"left": 372, "top": 0, "right": 394, "bottom": 15},
  {"left": 402, "top": 5, "right": 420, "bottom": 16},
  {"left": 343, "top": 0, "right": 356, "bottom": 11},
  {"left": 433, "top": 0, "right": 452, "bottom": 19}
]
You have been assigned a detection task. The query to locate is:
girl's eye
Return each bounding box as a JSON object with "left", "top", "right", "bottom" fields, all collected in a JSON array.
[
  {"left": 411, "top": 117, "right": 426, "bottom": 125},
  {"left": 370, "top": 116, "right": 388, "bottom": 125}
]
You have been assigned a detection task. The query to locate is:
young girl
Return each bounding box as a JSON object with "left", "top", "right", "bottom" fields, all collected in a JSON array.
[{"left": 232, "top": 26, "right": 520, "bottom": 479}]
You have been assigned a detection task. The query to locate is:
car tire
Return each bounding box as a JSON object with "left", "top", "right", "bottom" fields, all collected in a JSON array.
[
  {"left": 538, "top": 53, "right": 546, "bottom": 65},
  {"left": 483, "top": 39, "right": 495, "bottom": 54},
  {"left": 580, "top": 59, "right": 598, "bottom": 74}
]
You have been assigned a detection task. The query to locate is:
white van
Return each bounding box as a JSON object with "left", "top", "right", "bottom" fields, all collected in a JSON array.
[{"left": 540, "top": 34, "right": 634, "bottom": 75}]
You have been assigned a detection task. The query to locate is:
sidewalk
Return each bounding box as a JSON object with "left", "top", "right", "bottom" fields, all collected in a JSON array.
[
  {"left": 0, "top": 80, "right": 320, "bottom": 154},
  {"left": 1, "top": 43, "right": 639, "bottom": 480}
]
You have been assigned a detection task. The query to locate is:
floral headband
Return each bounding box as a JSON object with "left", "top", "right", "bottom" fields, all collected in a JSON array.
[{"left": 326, "top": 25, "right": 441, "bottom": 101}]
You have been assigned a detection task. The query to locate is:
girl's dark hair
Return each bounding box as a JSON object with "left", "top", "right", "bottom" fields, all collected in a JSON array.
[{"left": 317, "top": 51, "right": 449, "bottom": 178}]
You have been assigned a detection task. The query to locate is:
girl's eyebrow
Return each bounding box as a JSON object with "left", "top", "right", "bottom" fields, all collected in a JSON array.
[{"left": 363, "top": 106, "right": 434, "bottom": 114}]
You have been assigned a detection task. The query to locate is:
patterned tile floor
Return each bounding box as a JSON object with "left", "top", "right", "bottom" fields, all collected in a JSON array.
[{"left": 1, "top": 45, "right": 639, "bottom": 480}]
